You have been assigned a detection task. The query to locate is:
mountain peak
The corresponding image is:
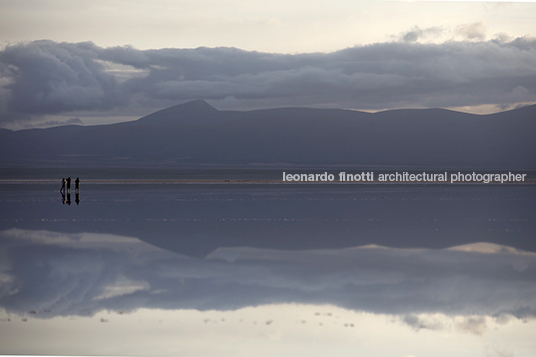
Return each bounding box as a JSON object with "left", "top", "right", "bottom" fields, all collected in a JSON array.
[
  {"left": 177, "top": 99, "right": 218, "bottom": 113},
  {"left": 136, "top": 99, "right": 219, "bottom": 125}
]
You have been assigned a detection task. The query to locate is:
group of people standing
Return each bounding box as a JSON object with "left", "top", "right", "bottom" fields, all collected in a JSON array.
[{"left": 60, "top": 177, "right": 80, "bottom": 205}]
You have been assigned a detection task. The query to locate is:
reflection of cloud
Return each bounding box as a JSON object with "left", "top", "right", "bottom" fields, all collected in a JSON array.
[
  {"left": 401, "top": 314, "right": 445, "bottom": 332},
  {"left": 93, "top": 275, "right": 150, "bottom": 300},
  {"left": 401, "top": 313, "right": 490, "bottom": 336},
  {"left": 455, "top": 315, "right": 487, "bottom": 336},
  {"left": 1, "top": 229, "right": 535, "bottom": 322}
]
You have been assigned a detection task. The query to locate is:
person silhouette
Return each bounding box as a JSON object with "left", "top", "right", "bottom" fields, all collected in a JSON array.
[
  {"left": 66, "top": 177, "right": 71, "bottom": 194},
  {"left": 60, "top": 178, "right": 66, "bottom": 194},
  {"left": 75, "top": 177, "right": 80, "bottom": 194}
]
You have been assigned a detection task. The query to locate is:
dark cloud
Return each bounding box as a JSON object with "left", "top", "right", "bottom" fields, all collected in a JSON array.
[
  {"left": 0, "top": 40, "right": 123, "bottom": 119},
  {"left": 1, "top": 229, "right": 535, "bottom": 321},
  {"left": 0, "top": 38, "right": 535, "bottom": 124}
]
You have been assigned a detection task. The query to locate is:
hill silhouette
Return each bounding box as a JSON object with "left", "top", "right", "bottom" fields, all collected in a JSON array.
[{"left": 1, "top": 100, "right": 534, "bottom": 169}]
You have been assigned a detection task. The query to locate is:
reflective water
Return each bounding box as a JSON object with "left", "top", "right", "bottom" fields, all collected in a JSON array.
[{"left": 1, "top": 180, "right": 535, "bottom": 356}]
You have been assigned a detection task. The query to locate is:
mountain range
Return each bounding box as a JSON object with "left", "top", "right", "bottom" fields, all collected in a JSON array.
[{"left": 1, "top": 100, "right": 535, "bottom": 169}]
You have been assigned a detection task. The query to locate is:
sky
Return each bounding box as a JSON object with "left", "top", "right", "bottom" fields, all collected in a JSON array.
[{"left": 0, "top": 0, "right": 535, "bottom": 128}]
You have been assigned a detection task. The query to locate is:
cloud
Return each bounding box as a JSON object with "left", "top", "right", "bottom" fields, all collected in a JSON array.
[
  {"left": 456, "top": 21, "right": 486, "bottom": 41},
  {"left": 398, "top": 26, "right": 445, "bottom": 43},
  {"left": 23, "top": 117, "right": 83, "bottom": 129},
  {"left": 1, "top": 38, "right": 535, "bottom": 124},
  {"left": 0, "top": 41, "right": 123, "bottom": 118},
  {"left": 1, "top": 229, "right": 536, "bottom": 322}
]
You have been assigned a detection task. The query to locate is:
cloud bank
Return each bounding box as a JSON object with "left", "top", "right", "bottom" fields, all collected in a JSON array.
[
  {"left": 1, "top": 229, "right": 535, "bottom": 323},
  {"left": 0, "top": 38, "right": 535, "bottom": 124}
]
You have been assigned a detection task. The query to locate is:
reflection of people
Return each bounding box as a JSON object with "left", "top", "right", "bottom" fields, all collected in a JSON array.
[{"left": 59, "top": 177, "right": 80, "bottom": 205}]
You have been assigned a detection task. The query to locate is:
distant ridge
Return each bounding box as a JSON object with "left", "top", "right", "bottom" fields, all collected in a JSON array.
[
  {"left": 0, "top": 101, "right": 535, "bottom": 168},
  {"left": 204, "top": 242, "right": 536, "bottom": 263}
]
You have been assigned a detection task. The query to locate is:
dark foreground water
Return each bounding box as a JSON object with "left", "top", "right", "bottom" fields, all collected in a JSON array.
[{"left": 1, "top": 177, "right": 535, "bottom": 356}]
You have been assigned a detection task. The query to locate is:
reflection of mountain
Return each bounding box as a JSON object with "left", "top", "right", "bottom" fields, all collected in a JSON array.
[
  {"left": 2, "top": 185, "right": 534, "bottom": 257},
  {"left": 1, "top": 228, "right": 535, "bottom": 320},
  {"left": 1, "top": 100, "right": 535, "bottom": 168}
]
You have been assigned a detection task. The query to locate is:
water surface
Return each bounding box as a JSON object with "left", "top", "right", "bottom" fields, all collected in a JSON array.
[{"left": 1, "top": 175, "right": 535, "bottom": 356}]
